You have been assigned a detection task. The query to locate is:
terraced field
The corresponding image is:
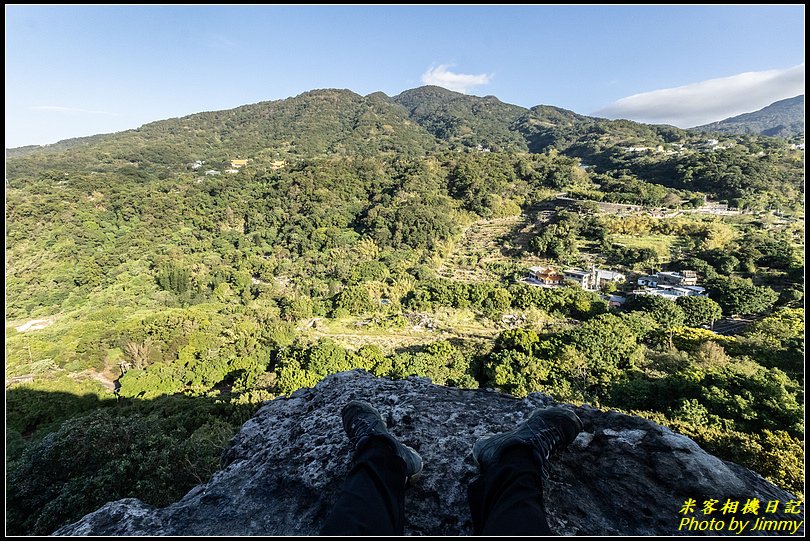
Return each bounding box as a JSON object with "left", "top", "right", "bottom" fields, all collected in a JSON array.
[{"left": 437, "top": 205, "right": 556, "bottom": 282}]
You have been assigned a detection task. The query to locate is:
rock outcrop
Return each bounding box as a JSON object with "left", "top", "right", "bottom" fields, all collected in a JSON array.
[{"left": 57, "top": 370, "right": 801, "bottom": 535}]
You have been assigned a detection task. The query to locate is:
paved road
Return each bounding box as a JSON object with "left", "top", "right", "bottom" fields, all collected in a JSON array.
[{"left": 710, "top": 317, "right": 755, "bottom": 336}]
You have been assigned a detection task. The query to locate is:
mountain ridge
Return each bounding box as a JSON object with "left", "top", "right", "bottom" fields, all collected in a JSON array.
[
  {"left": 3, "top": 85, "right": 677, "bottom": 159},
  {"left": 9, "top": 89, "right": 803, "bottom": 162},
  {"left": 3, "top": 85, "right": 701, "bottom": 186},
  {"left": 8, "top": 85, "right": 803, "bottom": 210},
  {"left": 691, "top": 95, "right": 804, "bottom": 138}
]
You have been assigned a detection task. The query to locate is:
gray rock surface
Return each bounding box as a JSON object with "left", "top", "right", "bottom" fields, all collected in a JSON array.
[{"left": 57, "top": 370, "right": 801, "bottom": 535}]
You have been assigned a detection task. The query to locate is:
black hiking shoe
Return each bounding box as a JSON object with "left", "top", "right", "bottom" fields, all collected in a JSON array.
[
  {"left": 472, "top": 406, "right": 583, "bottom": 477},
  {"left": 342, "top": 400, "right": 423, "bottom": 478}
]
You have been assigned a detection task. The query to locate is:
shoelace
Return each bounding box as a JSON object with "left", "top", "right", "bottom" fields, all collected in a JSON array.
[
  {"left": 348, "top": 417, "right": 377, "bottom": 448},
  {"left": 525, "top": 421, "right": 566, "bottom": 480}
]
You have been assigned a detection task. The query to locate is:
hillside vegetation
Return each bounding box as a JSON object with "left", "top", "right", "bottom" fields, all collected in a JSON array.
[
  {"left": 6, "top": 86, "right": 804, "bottom": 535},
  {"left": 693, "top": 95, "right": 804, "bottom": 138}
]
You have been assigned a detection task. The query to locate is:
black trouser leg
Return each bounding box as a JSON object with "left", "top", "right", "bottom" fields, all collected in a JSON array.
[
  {"left": 468, "top": 445, "right": 553, "bottom": 535},
  {"left": 320, "top": 437, "right": 408, "bottom": 535}
]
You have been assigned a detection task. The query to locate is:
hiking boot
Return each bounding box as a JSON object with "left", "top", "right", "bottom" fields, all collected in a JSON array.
[
  {"left": 472, "top": 406, "right": 583, "bottom": 477},
  {"left": 342, "top": 400, "right": 423, "bottom": 478}
]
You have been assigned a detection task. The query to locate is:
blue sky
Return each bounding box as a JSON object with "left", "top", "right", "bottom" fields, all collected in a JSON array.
[{"left": 5, "top": 5, "right": 805, "bottom": 147}]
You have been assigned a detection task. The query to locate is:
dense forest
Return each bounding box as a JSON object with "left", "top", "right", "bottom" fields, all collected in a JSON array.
[{"left": 6, "top": 87, "right": 804, "bottom": 534}]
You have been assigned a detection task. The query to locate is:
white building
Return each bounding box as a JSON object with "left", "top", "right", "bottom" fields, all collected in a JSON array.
[
  {"left": 633, "top": 284, "right": 708, "bottom": 300},
  {"left": 638, "top": 275, "right": 659, "bottom": 287},
  {"left": 564, "top": 267, "right": 626, "bottom": 291},
  {"left": 563, "top": 269, "right": 591, "bottom": 289},
  {"left": 637, "top": 271, "right": 697, "bottom": 288},
  {"left": 594, "top": 269, "right": 626, "bottom": 289}
]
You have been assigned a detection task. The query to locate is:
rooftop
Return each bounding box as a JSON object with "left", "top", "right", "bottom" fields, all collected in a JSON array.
[
  {"left": 564, "top": 269, "right": 590, "bottom": 277},
  {"left": 596, "top": 269, "right": 625, "bottom": 279}
]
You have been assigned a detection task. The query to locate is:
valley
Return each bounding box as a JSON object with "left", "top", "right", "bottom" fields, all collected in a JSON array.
[{"left": 5, "top": 86, "right": 804, "bottom": 534}]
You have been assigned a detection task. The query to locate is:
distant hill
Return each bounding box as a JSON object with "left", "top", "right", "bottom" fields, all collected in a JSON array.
[
  {"left": 393, "top": 85, "right": 529, "bottom": 151},
  {"left": 5, "top": 85, "right": 800, "bottom": 199},
  {"left": 513, "top": 105, "right": 688, "bottom": 157},
  {"left": 6, "top": 86, "right": 700, "bottom": 181},
  {"left": 391, "top": 86, "right": 691, "bottom": 155},
  {"left": 692, "top": 95, "right": 804, "bottom": 138},
  {"left": 5, "top": 133, "right": 119, "bottom": 158},
  {"left": 5, "top": 89, "right": 441, "bottom": 179}
]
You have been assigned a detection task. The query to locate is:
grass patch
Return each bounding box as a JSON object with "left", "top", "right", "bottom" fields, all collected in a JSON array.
[
  {"left": 302, "top": 309, "right": 502, "bottom": 353},
  {"left": 611, "top": 233, "right": 680, "bottom": 262}
]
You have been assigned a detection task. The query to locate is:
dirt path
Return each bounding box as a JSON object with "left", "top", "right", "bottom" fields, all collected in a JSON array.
[
  {"left": 14, "top": 318, "right": 55, "bottom": 333},
  {"left": 70, "top": 370, "right": 118, "bottom": 392},
  {"left": 90, "top": 371, "right": 118, "bottom": 391}
]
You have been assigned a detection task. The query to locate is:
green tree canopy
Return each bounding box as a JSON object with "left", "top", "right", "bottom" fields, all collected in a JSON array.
[
  {"left": 676, "top": 295, "right": 723, "bottom": 327},
  {"left": 623, "top": 295, "right": 686, "bottom": 331},
  {"left": 705, "top": 277, "right": 779, "bottom": 316}
]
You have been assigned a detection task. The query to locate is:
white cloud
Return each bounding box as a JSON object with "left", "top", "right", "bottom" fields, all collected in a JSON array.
[
  {"left": 420, "top": 64, "right": 492, "bottom": 94},
  {"left": 30, "top": 105, "right": 119, "bottom": 116},
  {"left": 595, "top": 64, "right": 804, "bottom": 127},
  {"left": 208, "top": 35, "right": 238, "bottom": 50}
]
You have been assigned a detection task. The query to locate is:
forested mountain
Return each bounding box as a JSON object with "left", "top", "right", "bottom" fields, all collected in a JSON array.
[
  {"left": 8, "top": 86, "right": 802, "bottom": 207},
  {"left": 6, "top": 85, "right": 804, "bottom": 535},
  {"left": 5, "top": 133, "right": 118, "bottom": 158},
  {"left": 393, "top": 85, "right": 529, "bottom": 150},
  {"left": 6, "top": 89, "right": 439, "bottom": 179},
  {"left": 692, "top": 95, "right": 804, "bottom": 138}
]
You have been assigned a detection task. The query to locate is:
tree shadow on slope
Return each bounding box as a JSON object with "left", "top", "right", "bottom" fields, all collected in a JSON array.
[{"left": 6, "top": 388, "right": 257, "bottom": 536}]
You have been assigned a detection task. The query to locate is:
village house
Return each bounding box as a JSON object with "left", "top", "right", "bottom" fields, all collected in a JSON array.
[
  {"left": 632, "top": 284, "right": 708, "bottom": 300},
  {"left": 695, "top": 139, "right": 720, "bottom": 151},
  {"left": 593, "top": 269, "right": 626, "bottom": 290},
  {"left": 527, "top": 265, "right": 626, "bottom": 291},
  {"left": 633, "top": 269, "right": 707, "bottom": 300},
  {"left": 563, "top": 266, "right": 626, "bottom": 291},
  {"left": 637, "top": 275, "right": 658, "bottom": 287},
  {"left": 638, "top": 270, "right": 697, "bottom": 288},
  {"left": 230, "top": 159, "right": 249, "bottom": 169},
  {"left": 563, "top": 268, "right": 591, "bottom": 288},
  {"left": 528, "top": 266, "right": 564, "bottom": 286}
]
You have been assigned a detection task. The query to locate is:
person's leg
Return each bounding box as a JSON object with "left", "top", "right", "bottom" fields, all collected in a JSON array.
[
  {"left": 469, "top": 406, "right": 583, "bottom": 535},
  {"left": 468, "top": 445, "right": 552, "bottom": 535},
  {"left": 320, "top": 437, "right": 408, "bottom": 535},
  {"left": 320, "top": 401, "right": 422, "bottom": 535}
]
